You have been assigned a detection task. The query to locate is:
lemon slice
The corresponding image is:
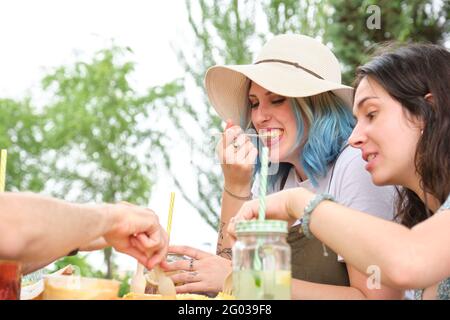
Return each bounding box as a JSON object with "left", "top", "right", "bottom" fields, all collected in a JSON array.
[
  {"left": 145, "top": 269, "right": 159, "bottom": 286},
  {"left": 276, "top": 271, "right": 291, "bottom": 287}
]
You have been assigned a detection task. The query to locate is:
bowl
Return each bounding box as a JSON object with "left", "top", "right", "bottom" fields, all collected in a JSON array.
[{"left": 43, "top": 275, "right": 120, "bottom": 300}]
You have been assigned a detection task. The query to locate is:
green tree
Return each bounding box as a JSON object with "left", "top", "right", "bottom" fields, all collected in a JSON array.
[
  {"left": 324, "top": 0, "right": 450, "bottom": 83},
  {"left": 38, "top": 45, "right": 183, "bottom": 278},
  {"left": 1, "top": 45, "right": 183, "bottom": 279},
  {"left": 0, "top": 98, "right": 46, "bottom": 191}
]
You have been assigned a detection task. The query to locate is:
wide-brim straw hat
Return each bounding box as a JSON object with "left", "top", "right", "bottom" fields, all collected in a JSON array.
[{"left": 204, "top": 34, "right": 354, "bottom": 125}]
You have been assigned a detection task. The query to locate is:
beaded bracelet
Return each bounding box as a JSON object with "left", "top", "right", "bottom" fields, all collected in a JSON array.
[{"left": 301, "top": 193, "right": 335, "bottom": 239}]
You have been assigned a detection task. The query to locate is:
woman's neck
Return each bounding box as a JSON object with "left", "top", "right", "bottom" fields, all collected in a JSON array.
[
  {"left": 407, "top": 176, "right": 440, "bottom": 212},
  {"left": 290, "top": 160, "right": 307, "bottom": 182}
]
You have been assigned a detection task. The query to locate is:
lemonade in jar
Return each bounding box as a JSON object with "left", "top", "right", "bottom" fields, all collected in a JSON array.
[{"left": 232, "top": 220, "right": 291, "bottom": 300}]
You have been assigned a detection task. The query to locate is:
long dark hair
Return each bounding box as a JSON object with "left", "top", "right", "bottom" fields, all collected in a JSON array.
[{"left": 354, "top": 43, "right": 450, "bottom": 227}]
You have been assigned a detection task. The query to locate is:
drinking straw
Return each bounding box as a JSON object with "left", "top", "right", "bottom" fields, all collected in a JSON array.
[
  {"left": 258, "top": 147, "right": 269, "bottom": 221},
  {"left": 166, "top": 192, "right": 176, "bottom": 240},
  {"left": 0, "top": 149, "right": 7, "bottom": 192}
]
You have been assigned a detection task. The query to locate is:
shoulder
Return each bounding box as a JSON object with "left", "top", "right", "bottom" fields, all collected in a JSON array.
[
  {"left": 331, "top": 146, "right": 371, "bottom": 185},
  {"left": 438, "top": 193, "right": 450, "bottom": 213},
  {"left": 330, "top": 146, "right": 396, "bottom": 220},
  {"left": 333, "top": 145, "right": 365, "bottom": 171}
]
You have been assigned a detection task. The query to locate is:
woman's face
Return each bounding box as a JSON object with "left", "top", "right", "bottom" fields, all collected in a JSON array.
[
  {"left": 249, "top": 82, "right": 301, "bottom": 163},
  {"left": 349, "top": 77, "right": 422, "bottom": 187}
]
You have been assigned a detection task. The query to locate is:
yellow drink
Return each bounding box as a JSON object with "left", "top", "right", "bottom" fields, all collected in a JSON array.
[{"left": 233, "top": 270, "right": 291, "bottom": 300}]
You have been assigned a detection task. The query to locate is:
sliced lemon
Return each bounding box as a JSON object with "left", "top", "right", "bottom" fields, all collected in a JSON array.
[
  {"left": 276, "top": 271, "right": 291, "bottom": 287},
  {"left": 145, "top": 270, "right": 159, "bottom": 286}
]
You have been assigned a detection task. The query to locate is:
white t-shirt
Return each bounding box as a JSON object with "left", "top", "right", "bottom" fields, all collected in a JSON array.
[{"left": 251, "top": 146, "right": 396, "bottom": 260}]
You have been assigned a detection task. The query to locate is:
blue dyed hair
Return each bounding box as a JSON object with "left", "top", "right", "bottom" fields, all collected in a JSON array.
[{"left": 241, "top": 91, "right": 355, "bottom": 189}]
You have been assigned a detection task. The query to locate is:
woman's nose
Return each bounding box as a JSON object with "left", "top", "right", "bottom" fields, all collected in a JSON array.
[
  {"left": 348, "top": 123, "right": 366, "bottom": 148},
  {"left": 253, "top": 103, "right": 271, "bottom": 125}
]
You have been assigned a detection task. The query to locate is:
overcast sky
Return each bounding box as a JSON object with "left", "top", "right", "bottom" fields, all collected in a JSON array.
[{"left": 0, "top": 0, "right": 218, "bottom": 273}]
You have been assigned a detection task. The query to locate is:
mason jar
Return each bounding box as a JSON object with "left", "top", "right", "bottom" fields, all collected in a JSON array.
[{"left": 232, "top": 220, "right": 291, "bottom": 300}]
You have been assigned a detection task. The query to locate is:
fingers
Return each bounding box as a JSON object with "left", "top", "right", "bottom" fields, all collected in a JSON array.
[
  {"left": 227, "top": 200, "right": 259, "bottom": 238},
  {"left": 163, "top": 259, "right": 192, "bottom": 272},
  {"left": 135, "top": 233, "right": 159, "bottom": 257},
  {"left": 169, "top": 271, "right": 220, "bottom": 294},
  {"left": 146, "top": 249, "right": 167, "bottom": 270},
  {"left": 245, "top": 145, "right": 258, "bottom": 165},
  {"left": 130, "top": 236, "right": 148, "bottom": 254},
  {"left": 170, "top": 271, "right": 200, "bottom": 286},
  {"left": 223, "top": 136, "right": 253, "bottom": 165},
  {"left": 146, "top": 232, "right": 169, "bottom": 269},
  {"left": 118, "top": 246, "right": 149, "bottom": 267},
  {"left": 219, "top": 127, "right": 244, "bottom": 160},
  {"left": 168, "top": 245, "right": 211, "bottom": 260},
  {"left": 173, "top": 282, "right": 206, "bottom": 294}
]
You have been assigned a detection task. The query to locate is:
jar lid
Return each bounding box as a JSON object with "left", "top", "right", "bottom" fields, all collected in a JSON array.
[{"left": 236, "top": 220, "right": 288, "bottom": 234}]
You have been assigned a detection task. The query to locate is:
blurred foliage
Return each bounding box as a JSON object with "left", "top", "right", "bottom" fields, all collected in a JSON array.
[
  {"left": 0, "top": 98, "right": 46, "bottom": 191},
  {"left": 166, "top": 0, "right": 449, "bottom": 232},
  {"left": 49, "top": 255, "right": 105, "bottom": 278},
  {"left": 118, "top": 271, "right": 132, "bottom": 297},
  {"left": 40, "top": 45, "right": 182, "bottom": 206},
  {"left": 37, "top": 46, "right": 183, "bottom": 277},
  {"left": 324, "top": 0, "right": 450, "bottom": 83},
  {"left": 0, "top": 45, "right": 183, "bottom": 279}
]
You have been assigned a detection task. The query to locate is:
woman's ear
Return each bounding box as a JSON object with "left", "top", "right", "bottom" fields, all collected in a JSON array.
[{"left": 424, "top": 93, "right": 434, "bottom": 104}]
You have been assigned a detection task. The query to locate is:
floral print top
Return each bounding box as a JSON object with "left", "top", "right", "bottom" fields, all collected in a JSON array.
[{"left": 414, "top": 193, "right": 450, "bottom": 300}]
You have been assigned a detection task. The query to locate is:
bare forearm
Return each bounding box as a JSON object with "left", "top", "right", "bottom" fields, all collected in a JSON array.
[
  {"left": 0, "top": 192, "right": 113, "bottom": 264},
  {"left": 289, "top": 189, "right": 450, "bottom": 288},
  {"left": 291, "top": 279, "right": 365, "bottom": 300},
  {"left": 216, "top": 189, "right": 250, "bottom": 258},
  {"left": 22, "top": 260, "right": 55, "bottom": 275}
]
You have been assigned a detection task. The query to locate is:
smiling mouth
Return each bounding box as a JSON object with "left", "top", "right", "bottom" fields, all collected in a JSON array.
[
  {"left": 259, "top": 129, "right": 284, "bottom": 146},
  {"left": 367, "top": 154, "right": 377, "bottom": 162}
]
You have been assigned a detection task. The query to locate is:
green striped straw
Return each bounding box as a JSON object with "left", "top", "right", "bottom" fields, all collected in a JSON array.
[{"left": 258, "top": 146, "right": 269, "bottom": 221}]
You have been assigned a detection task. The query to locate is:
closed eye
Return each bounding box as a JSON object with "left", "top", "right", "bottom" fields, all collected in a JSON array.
[
  {"left": 272, "top": 98, "right": 286, "bottom": 105},
  {"left": 249, "top": 101, "right": 259, "bottom": 109}
]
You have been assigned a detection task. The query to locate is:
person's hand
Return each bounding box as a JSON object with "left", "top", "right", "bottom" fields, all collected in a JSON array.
[
  {"left": 79, "top": 237, "right": 109, "bottom": 252},
  {"left": 160, "top": 245, "right": 232, "bottom": 294},
  {"left": 216, "top": 120, "right": 258, "bottom": 196},
  {"left": 102, "top": 203, "right": 169, "bottom": 270},
  {"left": 227, "top": 188, "right": 314, "bottom": 240}
]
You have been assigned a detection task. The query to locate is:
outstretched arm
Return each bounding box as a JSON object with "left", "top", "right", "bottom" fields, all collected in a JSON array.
[
  {"left": 0, "top": 192, "right": 168, "bottom": 269},
  {"left": 229, "top": 188, "right": 450, "bottom": 289}
]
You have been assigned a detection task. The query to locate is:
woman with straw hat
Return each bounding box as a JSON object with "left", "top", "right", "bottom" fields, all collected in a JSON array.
[
  {"left": 229, "top": 43, "right": 450, "bottom": 300},
  {"left": 164, "top": 34, "right": 401, "bottom": 299}
]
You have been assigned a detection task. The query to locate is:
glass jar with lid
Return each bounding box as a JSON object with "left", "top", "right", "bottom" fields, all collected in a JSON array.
[{"left": 232, "top": 220, "right": 291, "bottom": 300}]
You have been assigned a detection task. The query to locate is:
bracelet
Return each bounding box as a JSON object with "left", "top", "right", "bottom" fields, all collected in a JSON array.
[
  {"left": 224, "top": 187, "right": 252, "bottom": 201},
  {"left": 301, "top": 193, "right": 335, "bottom": 239}
]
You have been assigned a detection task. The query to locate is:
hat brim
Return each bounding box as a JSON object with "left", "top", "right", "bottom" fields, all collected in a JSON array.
[{"left": 205, "top": 63, "right": 354, "bottom": 125}]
